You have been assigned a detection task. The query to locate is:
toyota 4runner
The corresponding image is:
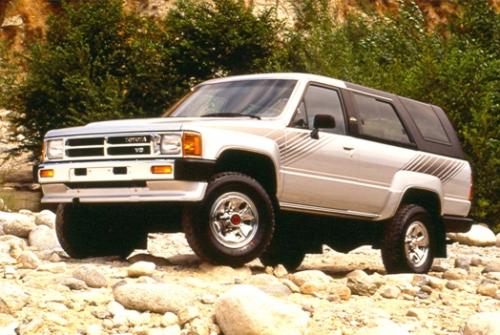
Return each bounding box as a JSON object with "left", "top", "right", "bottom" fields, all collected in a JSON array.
[{"left": 38, "top": 73, "right": 473, "bottom": 274}]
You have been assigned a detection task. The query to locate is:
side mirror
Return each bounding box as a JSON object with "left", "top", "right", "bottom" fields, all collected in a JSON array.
[{"left": 311, "top": 114, "right": 336, "bottom": 139}]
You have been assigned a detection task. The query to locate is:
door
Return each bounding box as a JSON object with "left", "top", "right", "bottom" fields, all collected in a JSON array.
[
  {"left": 280, "top": 84, "right": 369, "bottom": 215},
  {"left": 348, "top": 92, "right": 417, "bottom": 213}
]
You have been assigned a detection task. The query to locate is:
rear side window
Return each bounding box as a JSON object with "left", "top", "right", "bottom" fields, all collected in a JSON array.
[
  {"left": 403, "top": 99, "right": 450, "bottom": 143},
  {"left": 353, "top": 93, "right": 411, "bottom": 144}
]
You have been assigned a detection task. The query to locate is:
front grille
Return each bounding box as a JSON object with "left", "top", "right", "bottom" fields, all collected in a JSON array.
[{"left": 64, "top": 134, "right": 156, "bottom": 159}]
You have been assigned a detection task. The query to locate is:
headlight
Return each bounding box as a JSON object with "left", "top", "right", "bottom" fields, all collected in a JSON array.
[
  {"left": 46, "top": 139, "right": 64, "bottom": 160},
  {"left": 160, "top": 134, "right": 181, "bottom": 155}
]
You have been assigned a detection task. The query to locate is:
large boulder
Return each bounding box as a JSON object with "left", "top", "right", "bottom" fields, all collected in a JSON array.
[
  {"left": 0, "top": 212, "right": 36, "bottom": 238},
  {"left": 463, "top": 312, "right": 500, "bottom": 335},
  {"left": 34, "top": 210, "right": 56, "bottom": 229},
  {"left": 215, "top": 285, "right": 309, "bottom": 335},
  {"left": 0, "top": 284, "right": 29, "bottom": 314},
  {"left": 113, "top": 283, "right": 195, "bottom": 314},
  {"left": 28, "top": 225, "right": 61, "bottom": 251},
  {"left": 448, "top": 224, "right": 496, "bottom": 247}
]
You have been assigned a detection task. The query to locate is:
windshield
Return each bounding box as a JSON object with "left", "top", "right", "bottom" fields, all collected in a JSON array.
[{"left": 165, "top": 79, "right": 297, "bottom": 118}]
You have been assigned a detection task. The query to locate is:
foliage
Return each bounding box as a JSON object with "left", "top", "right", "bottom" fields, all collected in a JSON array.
[
  {"left": 6, "top": 0, "right": 499, "bottom": 228},
  {"left": 0, "top": 42, "right": 19, "bottom": 108},
  {"left": 13, "top": 0, "right": 281, "bottom": 156},
  {"left": 274, "top": 0, "right": 499, "bottom": 229}
]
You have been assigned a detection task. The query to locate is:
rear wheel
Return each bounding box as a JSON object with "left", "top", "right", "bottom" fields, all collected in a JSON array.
[
  {"left": 56, "top": 204, "right": 147, "bottom": 259},
  {"left": 382, "top": 204, "right": 435, "bottom": 274},
  {"left": 182, "top": 172, "right": 275, "bottom": 267}
]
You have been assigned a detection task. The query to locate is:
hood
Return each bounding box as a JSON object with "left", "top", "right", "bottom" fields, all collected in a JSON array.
[{"left": 45, "top": 117, "right": 278, "bottom": 138}]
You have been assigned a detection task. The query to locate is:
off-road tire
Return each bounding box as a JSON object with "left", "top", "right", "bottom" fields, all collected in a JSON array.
[
  {"left": 182, "top": 172, "right": 275, "bottom": 267},
  {"left": 56, "top": 204, "right": 147, "bottom": 259},
  {"left": 382, "top": 204, "right": 435, "bottom": 274}
]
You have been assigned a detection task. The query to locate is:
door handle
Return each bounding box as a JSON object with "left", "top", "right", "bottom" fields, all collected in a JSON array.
[{"left": 343, "top": 146, "right": 354, "bottom": 151}]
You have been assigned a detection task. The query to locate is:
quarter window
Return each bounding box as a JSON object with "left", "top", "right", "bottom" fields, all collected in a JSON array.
[
  {"left": 403, "top": 99, "right": 450, "bottom": 143},
  {"left": 353, "top": 94, "right": 411, "bottom": 144},
  {"left": 291, "top": 85, "right": 346, "bottom": 135}
]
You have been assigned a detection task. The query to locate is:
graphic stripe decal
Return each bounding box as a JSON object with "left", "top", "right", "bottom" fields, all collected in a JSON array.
[{"left": 402, "top": 154, "right": 464, "bottom": 183}]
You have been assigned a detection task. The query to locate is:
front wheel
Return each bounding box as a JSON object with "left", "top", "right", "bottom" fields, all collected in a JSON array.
[
  {"left": 182, "top": 172, "right": 275, "bottom": 267},
  {"left": 381, "top": 204, "right": 435, "bottom": 274},
  {"left": 56, "top": 204, "right": 147, "bottom": 259}
]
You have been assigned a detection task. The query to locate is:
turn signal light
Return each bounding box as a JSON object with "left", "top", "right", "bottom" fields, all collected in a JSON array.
[
  {"left": 151, "top": 165, "right": 173, "bottom": 174},
  {"left": 40, "top": 169, "right": 54, "bottom": 178},
  {"left": 182, "top": 132, "right": 202, "bottom": 156}
]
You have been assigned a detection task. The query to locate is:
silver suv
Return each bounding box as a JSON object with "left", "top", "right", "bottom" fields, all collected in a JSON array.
[{"left": 38, "top": 73, "right": 473, "bottom": 274}]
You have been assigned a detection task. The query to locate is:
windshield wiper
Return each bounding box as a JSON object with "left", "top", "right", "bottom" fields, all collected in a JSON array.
[{"left": 201, "top": 113, "right": 261, "bottom": 120}]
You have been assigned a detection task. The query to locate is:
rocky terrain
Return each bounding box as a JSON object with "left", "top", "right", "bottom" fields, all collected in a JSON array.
[{"left": 0, "top": 208, "right": 499, "bottom": 335}]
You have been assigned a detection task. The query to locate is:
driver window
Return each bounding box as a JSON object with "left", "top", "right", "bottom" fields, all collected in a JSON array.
[{"left": 291, "top": 85, "right": 346, "bottom": 134}]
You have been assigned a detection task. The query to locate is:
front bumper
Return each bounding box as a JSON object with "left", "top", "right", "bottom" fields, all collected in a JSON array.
[{"left": 38, "top": 159, "right": 214, "bottom": 203}]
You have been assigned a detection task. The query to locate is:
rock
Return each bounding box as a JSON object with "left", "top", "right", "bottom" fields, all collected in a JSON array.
[
  {"left": 85, "top": 324, "right": 102, "bottom": 335},
  {"left": 477, "top": 299, "right": 500, "bottom": 313},
  {"left": 329, "top": 284, "right": 351, "bottom": 301},
  {"left": 0, "top": 198, "right": 4, "bottom": 211},
  {"left": 1, "top": 15, "right": 24, "bottom": 28},
  {"left": 200, "top": 294, "right": 217, "bottom": 305},
  {"left": 215, "top": 285, "right": 309, "bottom": 335},
  {"left": 34, "top": 210, "right": 56, "bottom": 228},
  {"left": 406, "top": 308, "right": 423, "bottom": 319},
  {"left": 354, "top": 319, "right": 409, "bottom": 335},
  {"left": 127, "top": 261, "right": 156, "bottom": 277},
  {"left": 463, "top": 312, "right": 500, "bottom": 335},
  {"left": 448, "top": 224, "right": 496, "bottom": 247},
  {"left": 73, "top": 265, "right": 108, "bottom": 288},
  {"left": 199, "top": 263, "right": 251, "bottom": 283},
  {"left": 380, "top": 285, "right": 401, "bottom": 299},
  {"left": 148, "top": 325, "right": 181, "bottom": 335},
  {"left": 113, "top": 283, "right": 195, "bottom": 314},
  {"left": 161, "top": 312, "right": 179, "bottom": 327},
  {"left": 290, "top": 270, "right": 332, "bottom": 286},
  {"left": 0, "top": 284, "right": 29, "bottom": 314},
  {"left": 178, "top": 306, "right": 199, "bottom": 325},
  {"left": 0, "top": 235, "right": 27, "bottom": 258},
  {"left": 16, "top": 250, "right": 41, "bottom": 269},
  {"left": 244, "top": 274, "right": 292, "bottom": 297},
  {"left": 273, "top": 264, "right": 288, "bottom": 278},
  {"left": 186, "top": 317, "right": 211, "bottom": 335},
  {"left": 471, "top": 255, "right": 483, "bottom": 267},
  {"left": 455, "top": 256, "right": 471, "bottom": 270},
  {"left": 28, "top": 225, "right": 61, "bottom": 251},
  {"left": 347, "top": 270, "right": 378, "bottom": 296},
  {"left": 300, "top": 280, "right": 328, "bottom": 296},
  {"left": 59, "top": 277, "right": 88, "bottom": 290},
  {"left": 477, "top": 283, "right": 498, "bottom": 298},
  {"left": 497, "top": 233, "right": 500, "bottom": 247},
  {"left": 1, "top": 212, "right": 36, "bottom": 238},
  {"left": 483, "top": 259, "right": 500, "bottom": 273},
  {"left": 443, "top": 268, "right": 468, "bottom": 280}
]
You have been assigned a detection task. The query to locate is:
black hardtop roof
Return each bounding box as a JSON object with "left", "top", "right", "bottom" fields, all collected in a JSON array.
[{"left": 344, "top": 82, "right": 466, "bottom": 160}]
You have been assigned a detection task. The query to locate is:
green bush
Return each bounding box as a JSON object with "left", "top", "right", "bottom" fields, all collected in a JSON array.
[
  {"left": 13, "top": 0, "right": 281, "bottom": 157},
  {"left": 274, "top": 0, "right": 499, "bottom": 229}
]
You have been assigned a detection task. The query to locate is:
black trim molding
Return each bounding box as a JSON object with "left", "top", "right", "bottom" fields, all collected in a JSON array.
[
  {"left": 174, "top": 159, "right": 215, "bottom": 182},
  {"left": 442, "top": 215, "right": 473, "bottom": 233}
]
